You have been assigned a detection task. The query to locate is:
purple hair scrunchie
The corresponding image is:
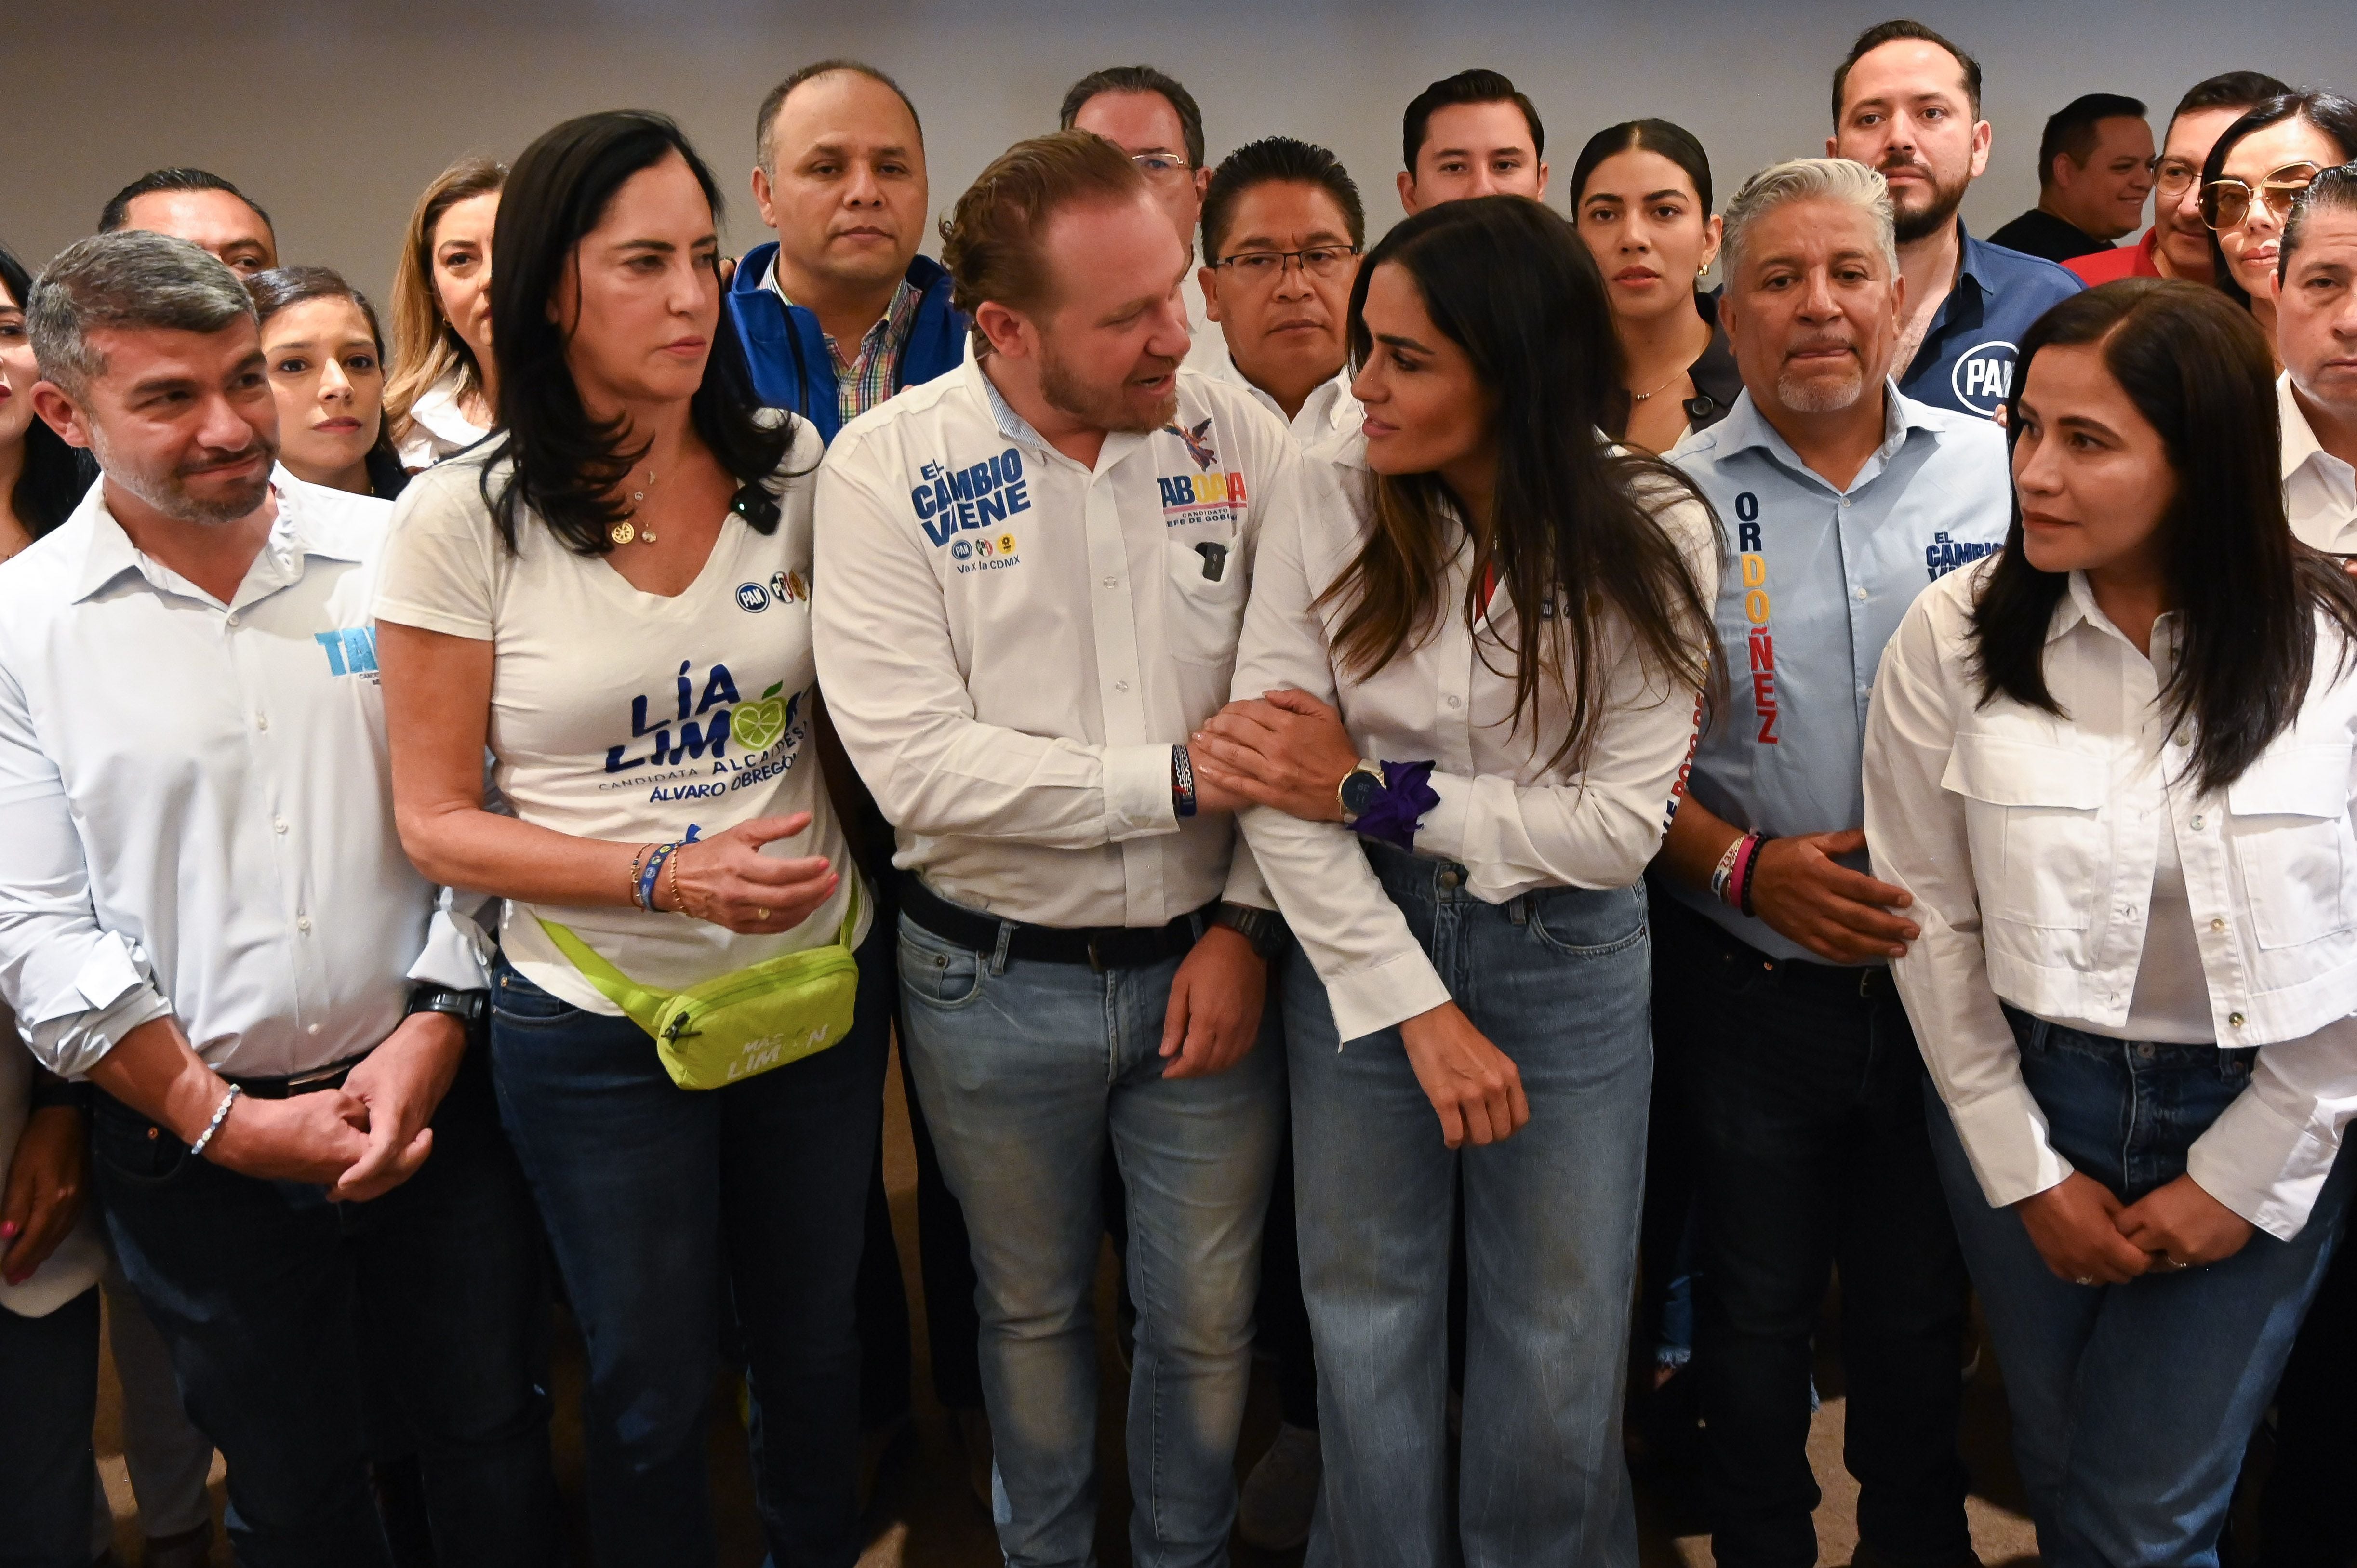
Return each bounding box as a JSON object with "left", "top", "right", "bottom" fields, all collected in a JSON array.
[{"left": 1350, "top": 760, "right": 1440, "bottom": 851}]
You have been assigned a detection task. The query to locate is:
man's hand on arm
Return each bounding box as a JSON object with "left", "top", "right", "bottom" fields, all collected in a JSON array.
[
  {"left": 1159, "top": 926, "right": 1267, "bottom": 1079},
  {"left": 84, "top": 1015, "right": 371, "bottom": 1188},
  {"left": 328, "top": 1010, "right": 470, "bottom": 1202}
]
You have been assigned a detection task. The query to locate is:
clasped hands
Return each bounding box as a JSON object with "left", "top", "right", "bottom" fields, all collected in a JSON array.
[{"left": 2014, "top": 1169, "right": 2256, "bottom": 1285}]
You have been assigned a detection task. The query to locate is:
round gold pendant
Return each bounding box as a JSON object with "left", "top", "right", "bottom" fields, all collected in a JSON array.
[{"left": 607, "top": 520, "right": 635, "bottom": 546}]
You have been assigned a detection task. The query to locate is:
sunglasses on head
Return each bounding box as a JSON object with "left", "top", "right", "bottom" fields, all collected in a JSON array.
[{"left": 2200, "top": 161, "right": 2323, "bottom": 231}]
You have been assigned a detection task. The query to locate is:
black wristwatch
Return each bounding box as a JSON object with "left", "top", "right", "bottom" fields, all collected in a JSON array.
[
  {"left": 1337, "top": 759, "right": 1386, "bottom": 823},
  {"left": 404, "top": 985, "right": 489, "bottom": 1028},
  {"left": 1211, "top": 902, "right": 1287, "bottom": 961}
]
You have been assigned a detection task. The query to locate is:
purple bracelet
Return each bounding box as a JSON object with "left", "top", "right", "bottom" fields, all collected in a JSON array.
[{"left": 1350, "top": 760, "right": 1440, "bottom": 851}]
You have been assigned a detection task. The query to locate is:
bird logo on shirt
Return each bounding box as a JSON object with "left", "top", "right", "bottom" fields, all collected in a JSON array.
[{"left": 1164, "top": 418, "right": 1219, "bottom": 473}]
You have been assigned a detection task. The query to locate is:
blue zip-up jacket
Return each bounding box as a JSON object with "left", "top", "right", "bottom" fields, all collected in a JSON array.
[{"left": 724, "top": 246, "right": 968, "bottom": 446}]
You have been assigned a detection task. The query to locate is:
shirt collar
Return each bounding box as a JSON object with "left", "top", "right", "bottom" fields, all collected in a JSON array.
[
  {"left": 1953, "top": 219, "right": 1997, "bottom": 302},
  {"left": 769, "top": 263, "right": 920, "bottom": 351},
  {"left": 2050, "top": 570, "right": 2181, "bottom": 660},
  {"left": 969, "top": 355, "right": 1056, "bottom": 452},
  {"left": 1710, "top": 379, "right": 1938, "bottom": 492},
  {"left": 2281, "top": 372, "right": 2336, "bottom": 482},
  {"left": 71, "top": 465, "right": 362, "bottom": 605}
]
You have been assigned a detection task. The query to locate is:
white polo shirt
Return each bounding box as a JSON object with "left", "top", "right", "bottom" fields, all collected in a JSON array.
[
  {"left": 1203, "top": 356, "right": 1361, "bottom": 447},
  {"left": 2282, "top": 373, "right": 2357, "bottom": 554},
  {"left": 0, "top": 470, "right": 488, "bottom": 1081},
  {"left": 812, "top": 357, "right": 1302, "bottom": 928}
]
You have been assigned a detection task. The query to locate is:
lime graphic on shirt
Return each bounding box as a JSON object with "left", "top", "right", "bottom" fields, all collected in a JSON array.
[{"left": 732, "top": 683, "right": 790, "bottom": 752}]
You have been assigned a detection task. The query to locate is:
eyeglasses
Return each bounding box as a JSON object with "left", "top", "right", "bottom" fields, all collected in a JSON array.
[
  {"left": 1210, "top": 245, "right": 1362, "bottom": 283},
  {"left": 2148, "top": 156, "right": 2202, "bottom": 199},
  {"left": 1128, "top": 152, "right": 1194, "bottom": 184},
  {"left": 2200, "top": 160, "right": 2323, "bottom": 231}
]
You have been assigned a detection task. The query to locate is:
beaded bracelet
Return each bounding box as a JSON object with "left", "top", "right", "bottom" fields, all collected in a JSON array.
[
  {"left": 637, "top": 842, "right": 679, "bottom": 911},
  {"left": 627, "top": 843, "right": 651, "bottom": 905},
  {"left": 188, "top": 1083, "right": 242, "bottom": 1160}
]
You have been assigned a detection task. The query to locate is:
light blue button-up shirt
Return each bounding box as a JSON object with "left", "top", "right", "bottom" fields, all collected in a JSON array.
[{"left": 1665, "top": 381, "right": 2010, "bottom": 961}]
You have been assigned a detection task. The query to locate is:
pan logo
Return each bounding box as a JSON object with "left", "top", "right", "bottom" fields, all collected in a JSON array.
[{"left": 1951, "top": 340, "right": 2018, "bottom": 419}]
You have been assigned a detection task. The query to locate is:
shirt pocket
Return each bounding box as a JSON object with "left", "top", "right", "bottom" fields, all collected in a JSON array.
[
  {"left": 2226, "top": 743, "right": 2354, "bottom": 950},
  {"left": 1942, "top": 732, "right": 2109, "bottom": 930},
  {"left": 1163, "top": 531, "right": 1247, "bottom": 666}
]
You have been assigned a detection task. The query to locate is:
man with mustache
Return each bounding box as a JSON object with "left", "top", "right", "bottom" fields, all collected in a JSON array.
[
  {"left": 812, "top": 131, "right": 1298, "bottom": 1568},
  {"left": 1828, "top": 19, "right": 2081, "bottom": 421},
  {"left": 1655, "top": 159, "right": 2009, "bottom": 1568},
  {"left": 0, "top": 231, "right": 556, "bottom": 1563},
  {"left": 728, "top": 59, "right": 966, "bottom": 444}
]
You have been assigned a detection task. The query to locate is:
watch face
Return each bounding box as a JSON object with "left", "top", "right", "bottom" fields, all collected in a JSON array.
[{"left": 1340, "top": 769, "right": 1384, "bottom": 818}]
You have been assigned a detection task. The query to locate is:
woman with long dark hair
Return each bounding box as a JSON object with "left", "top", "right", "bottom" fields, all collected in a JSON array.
[
  {"left": 373, "top": 110, "right": 884, "bottom": 1566},
  {"left": 248, "top": 265, "right": 408, "bottom": 499},
  {"left": 0, "top": 244, "right": 96, "bottom": 560},
  {"left": 1192, "top": 194, "right": 1718, "bottom": 1566},
  {"left": 1570, "top": 119, "right": 1739, "bottom": 453},
  {"left": 2200, "top": 92, "right": 2357, "bottom": 343},
  {"left": 1863, "top": 279, "right": 2357, "bottom": 1568}
]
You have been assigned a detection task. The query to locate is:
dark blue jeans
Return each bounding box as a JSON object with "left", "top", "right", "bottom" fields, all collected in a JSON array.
[
  {"left": 0, "top": 1285, "right": 98, "bottom": 1568},
  {"left": 93, "top": 1044, "right": 559, "bottom": 1568},
  {"left": 1928, "top": 1007, "right": 2354, "bottom": 1568},
  {"left": 1652, "top": 899, "right": 1972, "bottom": 1568},
  {"left": 490, "top": 926, "right": 891, "bottom": 1568}
]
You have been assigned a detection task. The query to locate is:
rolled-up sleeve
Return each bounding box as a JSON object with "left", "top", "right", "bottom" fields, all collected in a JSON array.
[
  {"left": 1864, "top": 583, "right": 2075, "bottom": 1210},
  {"left": 0, "top": 657, "right": 172, "bottom": 1077},
  {"left": 812, "top": 445, "right": 1179, "bottom": 850}
]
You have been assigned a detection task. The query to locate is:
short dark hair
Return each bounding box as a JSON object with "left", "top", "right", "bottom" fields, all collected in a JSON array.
[
  {"left": 2203, "top": 93, "right": 2357, "bottom": 309},
  {"left": 2171, "top": 70, "right": 2292, "bottom": 129},
  {"left": 1831, "top": 19, "right": 1982, "bottom": 125},
  {"left": 2284, "top": 162, "right": 2357, "bottom": 278},
  {"left": 1059, "top": 66, "right": 1204, "bottom": 170},
  {"left": 486, "top": 109, "right": 792, "bottom": 556},
  {"left": 754, "top": 59, "right": 923, "bottom": 175},
  {"left": 96, "top": 167, "right": 272, "bottom": 238},
  {"left": 1200, "top": 137, "right": 1365, "bottom": 263},
  {"left": 1402, "top": 68, "right": 1544, "bottom": 175},
  {"left": 1571, "top": 119, "right": 1714, "bottom": 216},
  {"left": 2037, "top": 93, "right": 2149, "bottom": 187}
]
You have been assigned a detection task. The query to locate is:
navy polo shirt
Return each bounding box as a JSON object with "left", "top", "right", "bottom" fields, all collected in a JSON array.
[{"left": 1896, "top": 221, "right": 2083, "bottom": 422}]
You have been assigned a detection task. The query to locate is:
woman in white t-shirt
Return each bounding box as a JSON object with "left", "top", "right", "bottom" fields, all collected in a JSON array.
[{"left": 374, "top": 110, "right": 883, "bottom": 1565}]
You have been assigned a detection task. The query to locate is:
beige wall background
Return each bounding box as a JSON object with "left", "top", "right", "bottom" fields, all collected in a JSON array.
[{"left": 8, "top": 0, "right": 2353, "bottom": 307}]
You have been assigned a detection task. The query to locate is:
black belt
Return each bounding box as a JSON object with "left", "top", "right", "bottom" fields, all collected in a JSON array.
[
  {"left": 224, "top": 1051, "right": 372, "bottom": 1100},
  {"left": 898, "top": 875, "right": 1210, "bottom": 971}
]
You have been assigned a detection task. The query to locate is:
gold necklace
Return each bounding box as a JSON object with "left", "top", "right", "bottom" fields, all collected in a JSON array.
[
  {"left": 607, "top": 468, "right": 658, "bottom": 546},
  {"left": 1628, "top": 368, "right": 1689, "bottom": 403}
]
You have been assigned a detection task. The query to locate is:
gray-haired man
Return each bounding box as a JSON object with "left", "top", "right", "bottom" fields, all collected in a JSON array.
[{"left": 0, "top": 231, "right": 556, "bottom": 1567}]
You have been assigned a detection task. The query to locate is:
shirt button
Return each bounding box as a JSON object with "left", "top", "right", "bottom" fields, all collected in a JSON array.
[
  {"left": 297, "top": 917, "right": 311, "bottom": 933},
  {"left": 1113, "top": 680, "right": 1130, "bottom": 693},
  {"left": 1839, "top": 497, "right": 1852, "bottom": 509},
  {"left": 1102, "top": 575, "right": 1118, "bottom": 587},
  {"left": 1447, "top": 695, "right": 1463, "bottom": 709},
  {"left": 2229, "top": 1011, "right": 2246, "bottom": 1028},
  {"left": 226, "top": 612, "right": 240, "bottom": 627},
  {"left": 255, "top": 714, "right": 269, "bottom": 731},
  {"left": 2190, "top": 814, "right": 2205, "bottom": 831},
  {"left": 2211, "top": 917, "right": 2227, "bottom": 933},
  {"left": 1853, "top": 587, "right": 1869, "bottom": 602},
  {"left": 273, "top": 816, "right": 289, "bottom": 834},
  {"left": 307, "top": 1023, "right": 321, "bottom": 1036}
]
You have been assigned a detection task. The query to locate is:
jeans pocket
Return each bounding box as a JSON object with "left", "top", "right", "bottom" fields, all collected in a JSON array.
[
  {"left": 91, "top": 1097, "right": 193, "bottom": 1189},
  {"left": 1526, "top": 884, "right": 1647, "bottom": 959},
  {"left": 492, "top": 963, "right": 585, "bottom": 1029},
  {"left": 897, "top": 919, "right": 985, "bottom": 1010}
]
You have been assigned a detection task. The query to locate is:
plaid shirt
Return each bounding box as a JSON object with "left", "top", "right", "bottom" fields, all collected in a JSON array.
[{"left": 769, "top": 264, "right": 924, "bottom": 429}]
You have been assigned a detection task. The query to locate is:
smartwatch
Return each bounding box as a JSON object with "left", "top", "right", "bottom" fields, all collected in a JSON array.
[
  {"left": 404, "top": 985, "right": 489, "bottom": 1028},
  {"left": 1211, "top": 902, "right": 1287, "bottom": 961},
  {"left": 1336, "top": 759, "right": 1386, "bottom": 823}
]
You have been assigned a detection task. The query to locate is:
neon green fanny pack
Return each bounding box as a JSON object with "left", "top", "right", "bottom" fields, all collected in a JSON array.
[{"left": 536, "top": 878, "right": 862, "bottom": 1091}]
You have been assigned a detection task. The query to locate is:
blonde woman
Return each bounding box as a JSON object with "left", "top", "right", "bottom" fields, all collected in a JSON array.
[{"left": 385, "top": 156, "right": 503, "bottom": 469}]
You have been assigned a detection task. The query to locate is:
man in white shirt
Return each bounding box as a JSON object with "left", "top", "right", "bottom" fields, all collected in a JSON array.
[
  {"left": 2277, "top": 166, "right": 2357, "bottom": 552},
  {"left": 0, "top": 231, "right": 556, "bottom": 1566},
  {"left": 1198, "top": 136, "right": 1365, "bottom": 448},
  {"left": 813, "top": 131, "right": 1294, "bottom": 1568},
  {"left": 1062, "top": 64, "right": 1231, "bottom": 377}
]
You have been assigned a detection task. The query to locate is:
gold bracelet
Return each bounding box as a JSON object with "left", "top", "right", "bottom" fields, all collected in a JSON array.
[
  {"left": 668, "top": 840, "right": 692, "bottom": 919},
  {"left": 627, "top": 843, "right": 650, "bottom": 906}
]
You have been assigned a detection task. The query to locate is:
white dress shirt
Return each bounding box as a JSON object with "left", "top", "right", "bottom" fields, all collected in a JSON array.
[
  {"left": 1202, "top": 355, "right": 1361, "bottom": 447},
  {"left": 812, "top": 357, "right": 1302, "bottom": 928},
  {"left": 2282, "top": 374, "right": 2357, "bottom": 554},
  {"left": 0, "top": 470, "right": 489, "bottom": 1081},
  {"left": 1228, "top": 434, "right": 1719, "bottom": 1041},
  {"left": 1864, "top": 563, "right": 2357, "bottom": 1238},
  {"left": 395, "top": 373, "right": 492, "bottom": 471}
]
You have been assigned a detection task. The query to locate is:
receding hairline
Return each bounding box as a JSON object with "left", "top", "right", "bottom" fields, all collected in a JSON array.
[
  {"left": 1069, "top": 86, "right": 1189, "bottom": 151},
  {"left": 769, "top": 65, "right": 923, "bottom": 140},
  {"left": 1836, "top": 37, "right": 1977, "bottom": 119},
  {"left": 120, "top": 186, "right": 274, "bottom": 233}
]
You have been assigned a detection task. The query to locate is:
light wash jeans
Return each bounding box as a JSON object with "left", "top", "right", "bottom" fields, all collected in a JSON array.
[
  {"left": 897, "top": 908, "right": 1284, "bottom": 1568},
  {"left": 1291, "top": 840, "right": 1652, "bottom": 1568},
  {"left": 1927, "top": 1006, "right": 2354, "bottom": 1568}
]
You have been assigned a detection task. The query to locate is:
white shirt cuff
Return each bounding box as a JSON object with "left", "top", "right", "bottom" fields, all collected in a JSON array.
[
  {"left": 1325, "top": 948, "right": 1453, "bottom": 1044},
  {"left": 1944, "top": 1081, "right": 2077, "bottom": 1209},
  {"left": 38, "top": 985, "right": 173, "bottom": 1081},
  {"left": 1105, "top": 744, "right": 1181, "bottom": 841},
  {"left": 1412, "top": 771, "right": 1470, "bottom": 864},
  {"left": 2187, "top": 1088, "right": 2338, "bottom": 1241},
  {"left": 406, "top": 901, "right": 495, "bottom": 993}
]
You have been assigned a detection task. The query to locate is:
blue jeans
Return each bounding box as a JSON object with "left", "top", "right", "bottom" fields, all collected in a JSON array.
[
  {"left": 93, "top": 1045, "right": 559, "bottom": 1568},
  {"left": 1927, "top": 1007, "right": 2355, "bottom": 1568},
  {"left": 1290, "top": 842, "right": 1652, "bottom": 1568},
  {"left": 0, "top": 1286, "right": 98, "bottom": 1568},
  {"left": 490, "top": 926, "right": 892, "bottom": 1568},
  {"left": 896, "top": 908, "right": 1284, "bottom": 1568}
]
